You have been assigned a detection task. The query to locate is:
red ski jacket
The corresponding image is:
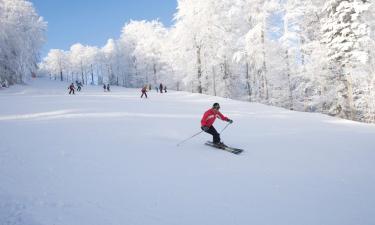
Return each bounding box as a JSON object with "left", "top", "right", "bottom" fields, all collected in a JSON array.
[{"left": 201, "top": 109, "right": 228, "bottom": 127}]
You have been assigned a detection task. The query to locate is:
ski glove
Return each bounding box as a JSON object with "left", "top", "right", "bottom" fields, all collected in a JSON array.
[
  {"left": 227, "top": 119, "right": 233, "bottom": 124},
  {"left": 201, "top": 126, "right": 209, "bottom": 131}
]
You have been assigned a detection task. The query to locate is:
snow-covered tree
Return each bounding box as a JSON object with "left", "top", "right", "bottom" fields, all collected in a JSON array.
[
  {"left": 321, "top": 0, "right": 372, "bottom": 121},
  {"left": 120, "top": 20, "right": 169, "bottom": 88},
  {"left": 42, "top": 49, "right": 68, "bottom": 81},
  {"left": 0, "top": 0, "right": 46, "bottom": 85}
]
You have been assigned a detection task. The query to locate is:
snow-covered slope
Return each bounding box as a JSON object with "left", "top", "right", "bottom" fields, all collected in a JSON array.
[{"left": 1, "top": 78, "right": 374, "bottom": 225}]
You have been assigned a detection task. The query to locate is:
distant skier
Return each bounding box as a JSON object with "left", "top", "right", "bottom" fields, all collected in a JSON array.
[
  {"left": 141, "top": 85, "right": 148, "bottom": 98},
  {"left": 68, "top": 83, "right": 76, "bottom": 95},
  {"left": 155, "top": 86, "right": 159, "bottom": 93},
  {"left": 107, "top": 84, "right": 110, "bottom": 92},
  {"left": 2, "top": 79, "right": 9, "bottom": 88},
  {"left": 159, "top": 83, "right": 163, "bottom": 93},
  {"left": 77, "top": 82, "right": 82, "bottom": 92},
  {"left": 164, "top": 86, "right": 167, "bottom": 93},
  {"left": 201, "top": 103, "right": 233, "bottom": 147},
  {"left": 103, "top": 84, "right": 107, "bottom": 92}
]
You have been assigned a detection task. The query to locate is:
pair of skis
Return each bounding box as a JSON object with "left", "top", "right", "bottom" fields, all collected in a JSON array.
[{"left": 205, "top": 141, "right": 244, "bottom": 155}]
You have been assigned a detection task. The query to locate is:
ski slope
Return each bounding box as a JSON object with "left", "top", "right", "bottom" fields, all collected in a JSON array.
[{"left": 1, "top": 78, "right": 375, "bottom": 225}]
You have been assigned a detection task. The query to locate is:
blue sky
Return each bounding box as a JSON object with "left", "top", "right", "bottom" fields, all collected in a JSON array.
[{"left": 30, "top": 0, "right": 177, "bottom": 57}]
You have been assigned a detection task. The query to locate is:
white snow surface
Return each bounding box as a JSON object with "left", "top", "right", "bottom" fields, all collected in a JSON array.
[{"left": 1, "top": 78, "right": 375, "bottom": 225}]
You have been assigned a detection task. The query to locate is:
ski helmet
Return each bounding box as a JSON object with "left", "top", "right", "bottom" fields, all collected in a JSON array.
[{"left": 213, "top": 103, "right": 220, "bottom": 109}]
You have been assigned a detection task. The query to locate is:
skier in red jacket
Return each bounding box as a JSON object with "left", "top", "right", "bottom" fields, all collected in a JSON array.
[
  {"left": 68, "top": 83, "right": 75, "bottom": 95},
  {"left": 141, "top": 85, "right": 148, "bottom": 98},
  {"left": 201, "top": 103, "right": 233, "bottom": 147}
]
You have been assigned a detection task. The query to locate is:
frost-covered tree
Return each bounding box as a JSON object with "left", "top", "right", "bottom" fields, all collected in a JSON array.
[
  {"left": 43, "top": 49, "right": 68, "bottom": 81},
  {"left": 0, "top": 0, "right": 46, "bottom": 85},
  {"left": 101, "top": 39, "right": 119, "bottom": 85},
  {"left": 173, "top": 0, "right": 253, "bottom": 97},
  {"left": 321, "top": 0, "right": 372, "bottom": 121},
  {"left": 120, "top": 20, "right": 169, "bottom": 88},
  {"left": 244, "top": 0, "right": 277, "bottom": 102}
]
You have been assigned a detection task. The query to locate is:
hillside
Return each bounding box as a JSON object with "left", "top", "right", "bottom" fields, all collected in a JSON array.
[{"left": 1, "top": 78, "right": 375, "bottom": 225}]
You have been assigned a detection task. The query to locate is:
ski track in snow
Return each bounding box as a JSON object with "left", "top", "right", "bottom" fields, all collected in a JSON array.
[{"left": 0, "top": 78, "right": 375, "bottom": 225}]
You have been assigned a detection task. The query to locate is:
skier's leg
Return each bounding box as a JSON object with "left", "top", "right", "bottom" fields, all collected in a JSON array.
[{"left": 207, "top": 126, "right": 220, "bottom": 143}]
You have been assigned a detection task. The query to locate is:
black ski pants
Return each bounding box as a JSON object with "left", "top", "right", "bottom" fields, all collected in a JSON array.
[{"left": 202, "top": 126, "right": 220, "bottom": 143}]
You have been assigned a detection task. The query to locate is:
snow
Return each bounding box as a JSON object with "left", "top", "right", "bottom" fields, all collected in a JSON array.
[{"left": 1, "top": 78, "right": 375, "bottom": 225}]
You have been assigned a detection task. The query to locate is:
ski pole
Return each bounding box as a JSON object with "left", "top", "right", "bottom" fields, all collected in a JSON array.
[
  {"left": 177, "top": 130, "right": 203, "bottom": 147},
  {"left": 219, "top": 123, "right": 231, "bottom": 134}
]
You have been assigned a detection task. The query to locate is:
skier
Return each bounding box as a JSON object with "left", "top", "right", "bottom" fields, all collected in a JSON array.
[
  {"left": 141, "top": 85, "right": 148, "bottom": 98},
  {"left": 68, "top": 83, "right": 75, "bottom": 95},
  {"left": 107, "top": 84, "right": 110, "bottom": 92},
  {"left": 103, "top": 84, "right": 107, "bottom": 92},
  {"left": 164, "top": 86, "right": 167, "bottom": 93},
  {"left": 77, "top": 82, "right": 82, "bottom": 92},
  {"left": 201, "top": 103, "right": 233, "bottom": 147},
  {"left": 155, "top": 86, "right": 159, "bottom": 93},
  {"left": 159, "top": 83, "right": 163, "bottom": 93}
]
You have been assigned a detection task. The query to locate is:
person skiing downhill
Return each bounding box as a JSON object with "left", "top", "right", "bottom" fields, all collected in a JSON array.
[
  {"left": 159, "top": 83, "right": 163, "bottom": 93},
  {"left": 68, "top": 83, "right": 75, "bottom": 95},
  {"left": 141, "top": 85, "right": 148, "bottom": 98},
  {"left": 77, "top": 82, "right": 82, "bottom": 92},
  {"left": 201, "top": 103, "right": 233, "bottom": 147}
]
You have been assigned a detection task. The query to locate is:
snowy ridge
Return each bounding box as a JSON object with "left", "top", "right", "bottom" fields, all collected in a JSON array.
[{"left": 1, "top": 78, "right": 375, "bottom": 225}]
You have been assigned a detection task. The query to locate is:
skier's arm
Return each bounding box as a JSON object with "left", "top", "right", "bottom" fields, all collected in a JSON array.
[{"left": 217, "top": 111, "right": 229, "bottom": 121}]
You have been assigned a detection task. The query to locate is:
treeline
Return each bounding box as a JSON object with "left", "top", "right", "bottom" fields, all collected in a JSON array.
[
  {"left": 40, "top": 0, "right": 375, "bottom": 123},
  {"left": 0, "top": 0, "right": 46, "bottom": 86}
]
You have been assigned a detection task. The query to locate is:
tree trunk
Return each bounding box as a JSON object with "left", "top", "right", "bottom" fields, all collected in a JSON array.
[
  {"left": 212, "top": 66, "right": 217, "bottom": 96},
  {"left": 153, "top": 63, "right": 157, "bottom": 85},
  {"left": 245, "top": 62, "right": 252, "bottom": 101},
  {"left": 300, "top": 35, "right": 306, "bottom": 72},
  {"left": 335, "top": 65, "right": 354, "bottom": 120},
  {"left": 345, "top": 70, "right": 355, "bottom": 120},
  {"left": 81, "top": 62, "right": 84, "bottom": 85},
  {"left": 91, "top": 64, "right": 94, "bottom": 85},
  {"left": 286, "top": 50, "right": 294, "bottom": 110},
  {"left": 196, "top": 45, "right": 203, "bottom": 94},
  {"left": 261, "top": 26, "right": 269, "bottom": 101}
]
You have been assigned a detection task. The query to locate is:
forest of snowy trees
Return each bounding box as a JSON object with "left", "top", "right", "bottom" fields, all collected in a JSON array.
[
  {"left": 0, "top": 0, "right": 46, "bottom": 86},
  {"left": 3, "top": 0, "right": 371, "bottom": 123}
]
